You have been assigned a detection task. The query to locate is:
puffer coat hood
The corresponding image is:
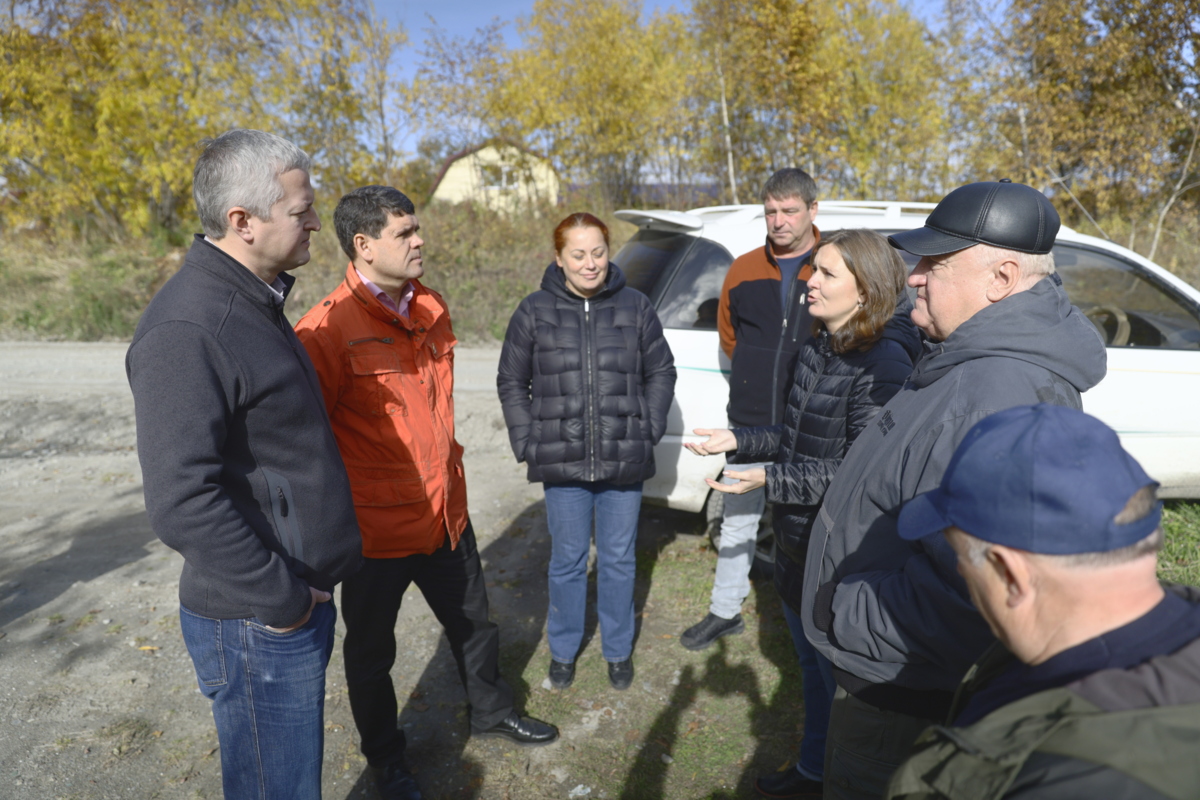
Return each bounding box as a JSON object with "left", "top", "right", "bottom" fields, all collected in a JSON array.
[{"left": 910, "top": 275, "right": 1106, "bottom": 392}]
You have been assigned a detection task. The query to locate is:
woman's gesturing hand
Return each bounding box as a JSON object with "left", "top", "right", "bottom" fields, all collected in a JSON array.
[
  {"left": 684, "top": 428, "right": 737, "bottom": 456},
  {"left": 706, "top": 467, "right": 766, "bottom": 494}
]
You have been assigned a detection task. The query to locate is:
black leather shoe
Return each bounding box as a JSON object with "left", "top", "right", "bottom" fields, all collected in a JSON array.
[
  {"left": 372, "top": 761, "right": 423, "bottom": 800},
  {"left": 608, "top": 658, "right": 634, "bottom": 690},
  {"left": 474, "top": 711, "right": 559, "bottom": 746},
  {"left": 680, "top": 612, "right": 745, "bottom": 651},
  {"left": 548, "top": 659, "right": 575, "bottom": 689},
  {"left": 754, "top": 766, "right": 822, "bottom": 798}
]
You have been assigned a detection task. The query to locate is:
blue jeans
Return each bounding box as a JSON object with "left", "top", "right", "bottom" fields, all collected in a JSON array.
[
  {"left": 785, "top": 602, "right": 836, "bottom": 782},
  {"left": 543, "top": 481, "right": 643, "bottom": 663},
  {"left": 179, "top": 600, "right": 336, "bottom": 800}
]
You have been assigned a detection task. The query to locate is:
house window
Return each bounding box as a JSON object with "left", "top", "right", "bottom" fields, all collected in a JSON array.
[{"left": 479, "top": 163, "right": 513, "bottom": 191}]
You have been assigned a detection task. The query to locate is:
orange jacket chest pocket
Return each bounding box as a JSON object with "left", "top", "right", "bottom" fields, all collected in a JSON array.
[{"left": 348, "top": 350, "right": 409, "bottom": 417}]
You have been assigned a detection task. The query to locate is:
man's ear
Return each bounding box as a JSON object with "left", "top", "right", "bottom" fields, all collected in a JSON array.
[
  {"left": 354, "top": 232, "right": 374, "bottom": 264},
  {"left": 987, "top": 545, "right": 1034, "bottom": 608},
  {"left": 985, "top": 256, "right": 1022, "bottom": 302},
  {"left": 226, "top": 207, "right": 254, "bottom": 244}
]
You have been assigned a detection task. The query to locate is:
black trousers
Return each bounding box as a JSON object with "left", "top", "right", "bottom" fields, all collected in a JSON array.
[{"left": 341, "top": 520, "right": 514, "bottom": 767}]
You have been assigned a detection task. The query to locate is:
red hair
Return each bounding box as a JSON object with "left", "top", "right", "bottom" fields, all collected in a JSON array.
[{"left": 553, "top": 212, "right": 610, "bottom": 254}]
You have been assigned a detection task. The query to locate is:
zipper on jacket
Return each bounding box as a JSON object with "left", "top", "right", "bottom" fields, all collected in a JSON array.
[
  {"left": 583, "top": 298, "right": 597, "bottom": 482},
  {"left": 771, "top": 266, "right": 807, "bottom": 424},
  {"left": 349, "top": 337, "right": 395, "bottom": 346}
]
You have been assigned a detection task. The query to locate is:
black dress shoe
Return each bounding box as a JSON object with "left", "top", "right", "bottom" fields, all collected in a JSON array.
[
  {"left": 474, "top": 711, "right": 559, "bottom": 746},
  {"left": 548, "top": 659, "right": 575, "bottom": 689},
  {"left": 680, "top": 612, "right": 745, "bottom": 651},
  {"left": 608, "top": 658, "right": 634, "bottom": 690},
  {"left": 372, "top": 761, "right": 423, "bottom": 800},
  {"left": 754, "top": 766, "right": 822, "bottom": 798}
]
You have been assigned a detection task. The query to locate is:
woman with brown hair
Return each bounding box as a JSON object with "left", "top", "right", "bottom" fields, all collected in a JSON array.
[
  {"left": 686, "top": 228, "right": 921, "bottom": 798},
  {"left": 497, "top": 212, "right": 676, "bottom": 691}
]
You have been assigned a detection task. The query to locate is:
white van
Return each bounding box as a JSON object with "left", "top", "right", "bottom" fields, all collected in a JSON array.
[{"left": 614, "top": 202, "right": 1200, "bottom": 564}]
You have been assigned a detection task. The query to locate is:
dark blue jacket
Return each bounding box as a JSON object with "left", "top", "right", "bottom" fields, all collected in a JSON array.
[
  {"left": 497, "top": 262, "right": 676, "bottom": 485},
  {"left": 127, "top": 236, "right": 361, "bottom": 628}
]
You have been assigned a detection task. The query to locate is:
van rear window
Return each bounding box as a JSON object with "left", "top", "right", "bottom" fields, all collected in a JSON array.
[{"left": 613, "top": 230, "right": 694, "bottom": 301}]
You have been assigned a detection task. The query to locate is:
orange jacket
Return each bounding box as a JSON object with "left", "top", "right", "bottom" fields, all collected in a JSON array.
[{"left": 294, "top": 265, "right": 468, "bottom": 558}]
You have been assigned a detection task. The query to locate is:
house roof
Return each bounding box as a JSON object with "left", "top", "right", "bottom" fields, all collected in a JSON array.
[{"left": 427, "top": 140, "right": 552, "bottom": 200}]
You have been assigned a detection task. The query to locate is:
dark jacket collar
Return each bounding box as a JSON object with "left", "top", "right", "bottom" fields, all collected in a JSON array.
[{"left": 187, "top": 234, "right": 294, "bottom": 310}]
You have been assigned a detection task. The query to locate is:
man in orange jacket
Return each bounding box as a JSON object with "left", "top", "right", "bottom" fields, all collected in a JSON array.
[{"left": 295, "top": 186, "right": 557, "bottom": 800}]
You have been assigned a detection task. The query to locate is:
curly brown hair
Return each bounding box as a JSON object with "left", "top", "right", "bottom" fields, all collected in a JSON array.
[{"left": 811, "top": 229, "right": 908, "bottom": 354}]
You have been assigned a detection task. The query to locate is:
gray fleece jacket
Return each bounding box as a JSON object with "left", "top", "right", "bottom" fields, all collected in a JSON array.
[
  {"left": 801, "top": 275, "right": 1107, "bottom": 697},
  {"left": 127, "top": 236, "right": 362, "bottom": 628}
]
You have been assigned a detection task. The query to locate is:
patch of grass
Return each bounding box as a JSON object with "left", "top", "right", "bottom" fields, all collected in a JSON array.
[
  {"left": 105, "top": 623, "right": 124, "bottom": 635},
  {"left": 46, "top": 613, "right": 64, "bottom": 625},
  {"left": 99, "top": 717, "right": 156, "bottom": 761},
  {"left": 66, "top": 613, "right": 96, "bottom": 633},
  {"left": 502, "top": 515, "right": 803, "bottom": 800},
  {"left": 0, "top": 235, "right": 174, "bottom": 340},
  {"left": 0, "top": 194, "right": 636, "bottom": 343},
  {"left": 1161, "top": 500, "right": 1200, "bottom": 586}
]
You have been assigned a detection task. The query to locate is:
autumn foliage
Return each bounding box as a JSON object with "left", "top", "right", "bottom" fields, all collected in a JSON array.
[{"left": 1, "top": 0, "right": 1199, "bottom": 335}]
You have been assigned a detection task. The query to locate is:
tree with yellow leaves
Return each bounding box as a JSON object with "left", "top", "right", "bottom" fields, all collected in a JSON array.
[{"left": 0, "top": 0, "right": 408, "bottom": 237}]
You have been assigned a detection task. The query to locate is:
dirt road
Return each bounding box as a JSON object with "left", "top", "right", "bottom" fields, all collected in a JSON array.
[{"left": 0, "top": 343, "right": 801, "bottom": 800}]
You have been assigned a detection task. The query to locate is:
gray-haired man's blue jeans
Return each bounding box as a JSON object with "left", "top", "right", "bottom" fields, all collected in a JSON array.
[
  {"left": 179, "top": 599, "right": 336, "bottom": 800},
  {"left": 709, "top": 462, "right": 768, "bottom": 619}
]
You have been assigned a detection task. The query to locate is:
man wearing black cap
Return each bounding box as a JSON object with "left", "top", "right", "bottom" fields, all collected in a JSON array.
[
  {"left": 799, "top": 180, "right": 1109, "bottom": 799},
  {"left": 886, "top": 404, "right": 1200, "bottom": 799}
]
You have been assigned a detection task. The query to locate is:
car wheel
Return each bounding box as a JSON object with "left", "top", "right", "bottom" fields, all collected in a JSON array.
[{"left": 704, "top": 489, "right": 775, "bottom": 580}]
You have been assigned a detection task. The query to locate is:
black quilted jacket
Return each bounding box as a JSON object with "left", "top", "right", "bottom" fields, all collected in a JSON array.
[
  {"left": 497, "top": 262, "right": 677, "bottom": 485},
  {"left": 733, "top": 296, "right": 921, "bottom": 613}
]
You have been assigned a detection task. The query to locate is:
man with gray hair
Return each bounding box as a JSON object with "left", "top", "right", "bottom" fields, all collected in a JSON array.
[
  {"left": 127, "top": 129, "right": 361, "bottom": 799},
  {"left": 799, "top": 180, "right": 1108, "bottom": 799},
  {"left": 887, "top": 404, "right": 1200, "bottom": 799}
]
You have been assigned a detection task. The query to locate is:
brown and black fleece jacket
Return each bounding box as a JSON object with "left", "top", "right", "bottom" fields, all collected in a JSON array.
[{"left": 717, "top": 227, "right": 819, "bottom": 429}]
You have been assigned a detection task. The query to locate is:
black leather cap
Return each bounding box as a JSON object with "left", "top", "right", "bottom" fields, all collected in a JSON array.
[{"left": 888, "top": 180, "right": 1060, "bottom": 256}]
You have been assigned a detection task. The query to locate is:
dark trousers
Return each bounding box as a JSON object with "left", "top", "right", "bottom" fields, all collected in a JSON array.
[
  {"left": 823, "top": 687, "right": 932, "bottom": 799},
  {"left": 341, "top": 520, "right": 514, "bottom": 767}
]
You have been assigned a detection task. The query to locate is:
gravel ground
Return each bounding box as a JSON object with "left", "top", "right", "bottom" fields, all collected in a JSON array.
[
  {"left": 0, "top": 343, "right": 550, "bottom": 799},
  {"left": 0, "top": 342, "right": 801, "bottom": 800}
]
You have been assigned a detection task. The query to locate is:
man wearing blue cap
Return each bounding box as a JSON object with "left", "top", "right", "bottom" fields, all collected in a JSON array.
[
  {"left": 800, "top": 180, "right": 1109, "bottom": 799},
  {"left": 886, "top": 404, "right": 1200, "bottom": 799}
]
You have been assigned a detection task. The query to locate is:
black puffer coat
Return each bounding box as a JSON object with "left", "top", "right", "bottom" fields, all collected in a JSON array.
[
  {"left": 497, "top": 262, "right": 677, "bottom": 485},
  {"left": 734, "top": 296, "right": 921, "bottom": 613}
]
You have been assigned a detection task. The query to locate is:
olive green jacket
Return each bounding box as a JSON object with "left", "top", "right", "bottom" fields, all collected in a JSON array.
[{"left": 886, "top": 635, "right": 1200, "bottom": 800}]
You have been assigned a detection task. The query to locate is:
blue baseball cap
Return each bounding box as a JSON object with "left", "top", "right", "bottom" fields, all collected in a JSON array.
[{"left": 897, "top": 404, "right": 1161, "bottom": 554}]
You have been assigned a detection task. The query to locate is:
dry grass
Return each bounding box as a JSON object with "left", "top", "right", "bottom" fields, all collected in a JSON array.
[{"left": 0, "top": 195, "right": 637, "bottom": 343}]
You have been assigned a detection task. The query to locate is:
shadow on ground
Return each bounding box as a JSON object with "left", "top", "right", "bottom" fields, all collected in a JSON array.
[
  {"left": 0, "top": 502, "right": 156, "bottom": 629},
  {"left": 342, "top": 501, "right": 552, "bottom": 800},
  {"left": 619, "top": 510, "right": 805, "bottom": 800}
]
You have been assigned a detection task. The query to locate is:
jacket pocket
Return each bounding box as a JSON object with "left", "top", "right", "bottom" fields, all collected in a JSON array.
[
  {"left": 351, "top": 476, "right": 426, "bottom": 507},
  {"left": 349, "top": 351, "right": 406, "bottom": 417},
  {"left": 262, "top": 469, "right": 304, "bottom": 562}
]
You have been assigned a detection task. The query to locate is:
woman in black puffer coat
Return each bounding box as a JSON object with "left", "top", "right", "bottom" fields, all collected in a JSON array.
[
  {"left": 687, "top": 228, "right": 920, "bottom": 796},
  {"left": 497, "top": 212, "right": 676, "bottom": 692}
]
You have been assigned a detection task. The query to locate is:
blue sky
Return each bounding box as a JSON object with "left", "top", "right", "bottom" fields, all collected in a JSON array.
[
  {"left": 374, "top": 0, "right": 945, "bottom": 153},
  {"left": 377, "top": 0, "right": 943, "bottom": 50}
]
